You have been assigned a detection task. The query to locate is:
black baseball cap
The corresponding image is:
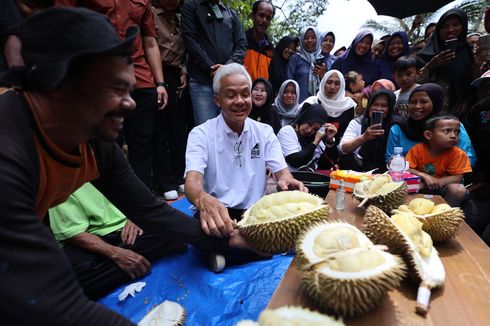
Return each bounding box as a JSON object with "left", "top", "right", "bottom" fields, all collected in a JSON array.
[{"left": 3, "top": 7, "right": 138, "bottom": 91}]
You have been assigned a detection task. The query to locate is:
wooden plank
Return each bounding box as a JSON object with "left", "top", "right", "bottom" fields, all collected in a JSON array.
[{"left": 267, "top": 192, "right": 490, "bottom": 325}]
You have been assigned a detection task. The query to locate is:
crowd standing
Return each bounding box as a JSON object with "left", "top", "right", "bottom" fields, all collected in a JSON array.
[{"left": 1, "top": 1, "right": 490, "bottom": 324}]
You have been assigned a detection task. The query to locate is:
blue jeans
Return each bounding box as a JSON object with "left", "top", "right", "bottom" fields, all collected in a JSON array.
[{"left": 189, "top": 78, "right": 220, "bottom": 125}]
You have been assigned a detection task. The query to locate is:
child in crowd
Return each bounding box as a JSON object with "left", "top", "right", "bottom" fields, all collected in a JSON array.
[
  {"left": 406, "top": 116, "right": 472, "bottom": 207},
  {"left": 344, "top": 71, "right": 368, "bottom": 115},
  {"left": 392, "top": 55, "right": 420, "bottom": 119}
]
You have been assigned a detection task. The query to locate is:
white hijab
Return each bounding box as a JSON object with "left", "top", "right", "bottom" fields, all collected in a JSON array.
[{"left": 308, "top": 69, "right": 355, "bottom": 118}]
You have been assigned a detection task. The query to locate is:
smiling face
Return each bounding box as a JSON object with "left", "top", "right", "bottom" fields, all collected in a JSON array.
[
  {"left": 369, "top": 94, "right": 389, "bottom": 118},
  {"left": 252, "top": 81, "right": 267, "bottom": 107},
  {"left": 387, "top": 35, "right": 404, "bottom": 59},
  {"left": 66, "top": 55, "right": 136, "bottom": 142},
  {"left": 408, "top": 91, "right": 433, "bottom": 121},
  {"left": 214, "top": 73, "right": 252, "bottom": 132},
  {"left": 298, "top": 121, "right": 322, "bottom": 137},
  {"left": 252, "top": 1, "right": 274, "bottom": 36},
  {"left": 303, "top": 29, "right": 317, "bottom": 53},
  {"left": 439, "top": 16, "right": 463, "bottom": 42},
  {"left": 321, "top": 35, "right": 335, "bottom": 54},
  {"left": 282, "top": 82, "right": 297, "bottom": 106},
  {"left": 355, "top": 36, "right": 372, "bottom": 56},
  {"left": 324, "top": 73, "right": 341, "bottom": 99},
  {"left": 282, "top": 42, "right": 296, "bottom": 60}
]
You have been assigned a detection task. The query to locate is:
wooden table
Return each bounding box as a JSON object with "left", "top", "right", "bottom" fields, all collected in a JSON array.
[{"left": 267, "top": 192, "right": 490, "bottom": 325}]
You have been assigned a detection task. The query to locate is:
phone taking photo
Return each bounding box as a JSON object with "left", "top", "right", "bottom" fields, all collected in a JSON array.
[
  {"left": 315, "top": 58, "right": 324, "bottom": 66},
  {"left": 444, "top": 38, "right": 458, "bottom": 52},
  {"left": 371, "top": 111, "right": 383, "bottom": 128}
]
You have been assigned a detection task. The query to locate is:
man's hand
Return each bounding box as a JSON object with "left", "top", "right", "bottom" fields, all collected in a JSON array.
[
  {"left": 197, "top": 192, "right": 235, "bottom": 237},
  {"left": 179, "top": 73, "right": 188, "bottom": 90},
  {"left": 112, "top": 247, "right": 151, "bottom": 280},
  {"left": 121, "top": 220, "right": 143, "bottom": 246},
  {"left": 210, "top": 64, "right": 223, "bottom": 78},
  {"left": 156, "top": 85, "right": 168, "bottom": 110}
]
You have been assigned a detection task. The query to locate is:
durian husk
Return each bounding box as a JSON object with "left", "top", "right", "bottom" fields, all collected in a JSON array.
[
  {"left": 238, "top": 191, "right": 329, "bottom": 254},
  {"left": 139, "top": 300, "right": 186, "bottom": 326},
  {"left": 258, "top": 306, "right": 344, "bottom": 326},
  {"left": 296, "top": 222, "right": 406, "bottom": 317},
  {"left": 393, "top": 202, "right": 464, "bottom": 242},
  {"left": 363, "top": 206, "right": 445, "bottom": 289},
  {"left": 353, "top": 179, "right": 408, "bottom": 213}
]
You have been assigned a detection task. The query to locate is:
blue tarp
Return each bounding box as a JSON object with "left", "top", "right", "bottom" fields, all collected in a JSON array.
[{"left": 99, "top": 198, "right": 293, "bottom": 325}]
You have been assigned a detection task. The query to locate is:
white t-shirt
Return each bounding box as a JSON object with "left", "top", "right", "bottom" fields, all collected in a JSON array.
[
  {"left": 277, "top": 125, "right": 325, "bottom": 172},
  {"left": 185, "top": 114, "right": 287, "bottom": 209},
  {"left": 339, "top": 118, "right": 362, "bottom": 156}
]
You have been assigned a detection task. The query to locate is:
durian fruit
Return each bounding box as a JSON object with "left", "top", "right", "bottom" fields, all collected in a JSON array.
[
  {"left": 139, "top": 300, "right": 185, "bottom": 326},
  {"left": 363, "top": 206, "right": 445, "bottom": 289},
  {"left": 237, "top": 191, "right": 329, "bottom": 254},
  {"left": 235, "top": 306, "right": 344, "bottom": 326},
  {"left": 353, "top": 174, "right": 408, "bottom": 213},
  {"left": 296, "top": 223, "right": 406, "bottom": 317},
  {"left": 393, "top": 198, "right": 464, "bottom": 242}
]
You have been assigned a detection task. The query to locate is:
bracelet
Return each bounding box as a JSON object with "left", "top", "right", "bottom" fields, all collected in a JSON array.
[{"left": 155, "top": 81, "right": 169, "bottom": 88}]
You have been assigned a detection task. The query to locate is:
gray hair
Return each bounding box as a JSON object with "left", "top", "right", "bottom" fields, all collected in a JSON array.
[{"left": 212, "top": 63, "right": 252, "bottom": 94}]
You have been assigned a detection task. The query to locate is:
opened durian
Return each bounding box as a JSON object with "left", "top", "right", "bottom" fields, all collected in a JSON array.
[
  {"left": 363, "top": 206, "right": 445, "bottom": 289},
  {"left": 296, "top": 223, "right": 406, "bottom": 317},
  {"left": 235, "top": 306, "right": 344, "bottom": 326},
  {"left": 392, "top": 198, "right": 464, "bottom": 242},
  {"left": 237, "top": 191, "right": 329, "bottom": 254},
  {"left": 139, "top": 300, "right": 185, "bottom": 326},
  {"left": 353, "top": 175, "right": 407, "bottom": 213}
]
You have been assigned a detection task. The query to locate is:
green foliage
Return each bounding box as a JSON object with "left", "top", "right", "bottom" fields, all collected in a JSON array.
[{"left": 222, "top": 0, "right": 330, "bottom": 43}]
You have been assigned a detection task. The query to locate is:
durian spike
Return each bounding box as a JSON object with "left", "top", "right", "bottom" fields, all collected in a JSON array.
[
  {"left": 415, "top": 282, "right": 431, "bottom": 316},
  {"left": 358, "top": 197, "right": 370, "bottom": 208}
]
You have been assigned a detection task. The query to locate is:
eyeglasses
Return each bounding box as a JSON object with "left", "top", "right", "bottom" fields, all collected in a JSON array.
[{"left": 234, "top": 140, "right": 244, "bottom": 167}]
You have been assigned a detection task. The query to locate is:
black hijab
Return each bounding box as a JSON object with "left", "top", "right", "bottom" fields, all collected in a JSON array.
[
  {"left": 398, "top": 83, "right": 444, "bottom": 141},
  {"left": 357, "top": 89, "right": 396, "bottom": 170},
  {"left": 292, "top": 103, "right": 328, "bottom": 148},
  {"left": 250, "top": 78, "right": 274, "bottom": 124},
  {"left": 417, "top": 8, "right": 474, "bottom": 113},
  {"left": 268, "top": 35, "right": 298, "bottom": 94}
]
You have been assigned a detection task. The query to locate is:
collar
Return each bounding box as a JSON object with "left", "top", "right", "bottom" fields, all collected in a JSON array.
[{"left": 219, "top": 114, "right": 251, "bottom": 136}]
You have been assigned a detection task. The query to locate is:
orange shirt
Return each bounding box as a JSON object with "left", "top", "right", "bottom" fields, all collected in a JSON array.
[{"left": 406, "top": 143, "right": 472, "bottom": 178}]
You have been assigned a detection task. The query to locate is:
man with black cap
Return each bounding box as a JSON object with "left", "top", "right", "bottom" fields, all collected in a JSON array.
[{"left": 0, "top": 7, "right": 253, "bottom": 325}]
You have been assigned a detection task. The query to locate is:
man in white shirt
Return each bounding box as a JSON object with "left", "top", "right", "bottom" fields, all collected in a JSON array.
[{"left": 185, "top": 63, "right": 306, "bottom": 242}]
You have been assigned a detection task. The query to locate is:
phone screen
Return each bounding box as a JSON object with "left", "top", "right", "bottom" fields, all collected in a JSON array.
[{"left": 371, "top": 111, "right": 383, "bottom": 128}]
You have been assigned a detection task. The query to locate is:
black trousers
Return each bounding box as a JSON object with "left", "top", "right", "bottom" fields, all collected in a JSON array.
[
  {"left": 63, "top": 231, "right": 186, "bottom": 300},
  {"left": 124, "top": 88, "right": 156, "bottom": 188},
  {"left": 153, "top": 66, "right": 190, "bottom": 193}
]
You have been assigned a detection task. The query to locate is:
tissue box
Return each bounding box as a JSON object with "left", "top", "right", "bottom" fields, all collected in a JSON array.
[
  {"left": 403, "top": 173, "right": 421, "bottom": 193},
  {"left": 329, "top": 170, "right": 372, "bottom": 193}
]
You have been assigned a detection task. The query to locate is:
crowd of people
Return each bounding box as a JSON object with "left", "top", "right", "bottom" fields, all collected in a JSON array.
[{"left": 1, "top": 0, "right": 490, "bottom": 325}]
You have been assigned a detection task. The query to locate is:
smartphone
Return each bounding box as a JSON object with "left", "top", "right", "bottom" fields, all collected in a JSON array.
[
  {"left": 444, "top": 38, "right": 458, "bottom": 52},
  {"left": 371, "top": 111, "right": 383, "bottom": 128},
  {"left": 315, "top": 58, "right": 324, "bottom": 66}
]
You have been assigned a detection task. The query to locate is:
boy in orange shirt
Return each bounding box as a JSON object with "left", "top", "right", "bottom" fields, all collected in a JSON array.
[{"left": 406, "top": 115, "right": 472, "bottom": 206}]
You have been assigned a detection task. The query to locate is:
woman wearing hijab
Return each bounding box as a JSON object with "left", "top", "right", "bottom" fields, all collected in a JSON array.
[
  {"left": 277, "top": 103, "right": 337, "bottom": 172},
  {"left": 339, "top": 89, "right": 396, "bottom": 172},
  {"left": 321, "top": 31, "right": 336, "bottom": 70},
  {"left": 286, "top": 26, "right": 324, "bottom": 102},
  {"left": 331, "top": 30, "right": 380, "bottom": 86},
  {"left": 385, "top": 83, "right": 476, "bottom": 165},
  {"left": 270, "top": 79, "right": 301, "bottom": 133},
  {"left": 376, "top": 31, "right": 410, "bottom": 84},
  {"left": 250, "top": 78, "right": 274, "bottom": 125},
  {"left": 268, "top": 35, "right": 299, "bottom": 95},
  {"left": 417, "top": 8, "right": 477, "bottom": 115}
]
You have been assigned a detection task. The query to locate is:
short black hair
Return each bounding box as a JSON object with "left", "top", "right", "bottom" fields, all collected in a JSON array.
[
  {"left": 425, "top": 115, "right": 460, "bottom": 131},
  {"left": 392, "top": 55, "right": 419, "bottom": 73},
  {"left": 344, "top": 71, "right": 359, "bottom": 91},
  {"left": 252, "top": 0, "right": 275, "bottom": 17}
]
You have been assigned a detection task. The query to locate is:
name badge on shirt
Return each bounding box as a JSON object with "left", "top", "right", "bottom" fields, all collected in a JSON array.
[{"left": 251, "top": 143, "right": 260, "bottom": 159}]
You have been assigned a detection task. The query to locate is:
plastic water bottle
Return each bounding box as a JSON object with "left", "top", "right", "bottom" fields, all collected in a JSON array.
[
  {"left": 389, "top": 147, "right": 406, "bottom": 182},
  {"left": 336, "top": 180, "right": 345, "bottom": 210}
]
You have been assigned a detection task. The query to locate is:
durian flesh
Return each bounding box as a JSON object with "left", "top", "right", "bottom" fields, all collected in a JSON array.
[
  {"left": 139, "top": 300, "right": 185, "bottom": 326},
  {"left": 238, "top": 191, "right": 329, "bottom": 254},
  {"left": 353, "top": 175, "right": 408, "bottom": 213},
  {"left": 258, "top": 306, "right": 344, "bottom": 326},
  {"left": 391, "top": 213, "right": 432, "bottom": 257}
]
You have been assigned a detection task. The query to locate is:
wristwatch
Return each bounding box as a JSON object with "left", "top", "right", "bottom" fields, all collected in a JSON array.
[{"left": 155, "top": 81, "right": 169, "bottom": 88}]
